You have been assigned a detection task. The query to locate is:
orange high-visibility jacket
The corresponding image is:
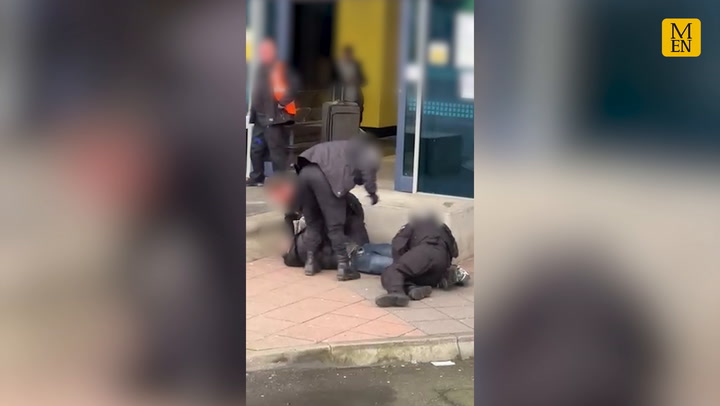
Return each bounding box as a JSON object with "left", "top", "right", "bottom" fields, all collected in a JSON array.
[{"left": 270, "top": 63, "right": 297, "bottom": 115}]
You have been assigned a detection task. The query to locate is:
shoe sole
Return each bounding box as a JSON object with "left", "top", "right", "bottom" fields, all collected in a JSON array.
[
  {"left": 375, "top": 295, "right": 410, "bottom": 308},
  {"left": 337, "top": 273, "right": 361, "bottom": 281},
  {"left": 408, "top": 286, "right": 433, "bottom": 300}
]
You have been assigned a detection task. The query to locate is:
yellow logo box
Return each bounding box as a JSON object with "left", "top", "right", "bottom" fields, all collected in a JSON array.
[{"left": 662, "top": 19, "right": 701, "bottom": 57}]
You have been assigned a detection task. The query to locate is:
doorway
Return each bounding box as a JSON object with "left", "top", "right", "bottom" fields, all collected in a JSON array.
[{"left": 291, "top": 2, "right": 335, "bottom": 91}]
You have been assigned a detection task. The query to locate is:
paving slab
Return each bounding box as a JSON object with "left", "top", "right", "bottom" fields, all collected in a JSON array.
[{"left": 245, "top": 254, "right": 474, "bottom": 353}]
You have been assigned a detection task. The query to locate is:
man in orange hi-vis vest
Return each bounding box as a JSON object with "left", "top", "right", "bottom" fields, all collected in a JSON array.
[{"left": 247, "top": 39, "right": 300, "bottom": 186}]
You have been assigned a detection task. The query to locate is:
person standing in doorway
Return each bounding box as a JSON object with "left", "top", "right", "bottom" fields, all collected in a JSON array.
[
  {"left": 333, "top": 45, "right": 366, "bottom": 124},
  {"left": 247, "top": 39, "right": 300, "bottom": 186}
]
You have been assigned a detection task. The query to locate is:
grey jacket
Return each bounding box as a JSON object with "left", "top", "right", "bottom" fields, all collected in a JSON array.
[{"left": 297, "top": 136, "right": 381, "bottom": 198}]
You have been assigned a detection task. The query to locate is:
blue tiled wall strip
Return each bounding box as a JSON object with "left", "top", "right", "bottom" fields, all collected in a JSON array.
[{"left": 407, "top": 99, "right": 474, "bottom": 119}]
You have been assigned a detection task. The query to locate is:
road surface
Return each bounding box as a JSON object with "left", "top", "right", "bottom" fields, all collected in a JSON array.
[{"left": 246, "top": 360, "right": 474, "bottom": 406}]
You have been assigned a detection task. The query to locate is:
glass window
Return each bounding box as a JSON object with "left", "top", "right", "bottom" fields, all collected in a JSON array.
[{"left": 417, "top": 0, "right": 474, "bottom": 198}]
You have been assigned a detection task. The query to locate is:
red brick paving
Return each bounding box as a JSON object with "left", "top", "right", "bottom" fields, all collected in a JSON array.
[{"left": 245, "top": 255, "right": 474, "bottom": 352}]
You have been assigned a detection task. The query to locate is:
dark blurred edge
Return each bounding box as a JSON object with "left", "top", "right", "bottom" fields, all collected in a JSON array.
[
  {"left": 473, "top": 1, "right": 719, "bottom": 405},
  {"left": 20, "top": 0, "right": 248, "bottom": 398}
]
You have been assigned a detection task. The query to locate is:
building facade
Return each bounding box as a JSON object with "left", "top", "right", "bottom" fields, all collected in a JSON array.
[{"left": 247, "top": 0, "right": 474, "bottom": 198}]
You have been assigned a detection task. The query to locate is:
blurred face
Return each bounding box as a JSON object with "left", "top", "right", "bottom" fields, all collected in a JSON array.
[
  {"left": 266, "top": 181, "right": 295, "bottom": 209},
  {"left": 259, "top": 40, "right": 277, "bottom": 65}
]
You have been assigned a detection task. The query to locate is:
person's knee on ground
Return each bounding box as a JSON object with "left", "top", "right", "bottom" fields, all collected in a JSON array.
[{"left": 376, "top": 246, "right": 443, "bottom": 307}]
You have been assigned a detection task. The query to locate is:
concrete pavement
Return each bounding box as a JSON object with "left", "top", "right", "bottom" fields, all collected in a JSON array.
[{"left": 246, "top": 186, "right": 273, "bottom": 217}]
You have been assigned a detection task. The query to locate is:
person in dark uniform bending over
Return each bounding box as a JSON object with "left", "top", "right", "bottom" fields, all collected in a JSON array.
[
  {"left": 247, "top": 38, "right": 300, "bottom": 186},
  {"left": 294, "top": 134, "right": 382, "bottom": 281}
]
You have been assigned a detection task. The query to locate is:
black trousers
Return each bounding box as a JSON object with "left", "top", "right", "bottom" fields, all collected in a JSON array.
[
  {"left": 297, "top": 164, "right": 349, "bottom": 259},
  {"left": 381, "top": 244, "right": 449, "bottom": 294},
  {"left": 248, "top": 125, "right": 289, "bottom": 182}
]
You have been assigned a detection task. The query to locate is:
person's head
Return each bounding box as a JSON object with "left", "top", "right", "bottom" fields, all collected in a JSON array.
[
  {"left": 265, "top": 173, "right": 297, "bottom": 209},
  {"left": 259, "top": 38, "right": 277, "bottom": 65},
  {"left": 342, "top": 45, "right": 354, "bottom": 61}
]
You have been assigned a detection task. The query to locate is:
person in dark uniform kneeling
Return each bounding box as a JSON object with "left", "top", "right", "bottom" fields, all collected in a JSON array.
[{"left": 376, "top": 215, "right": 459, "bottom": 307}]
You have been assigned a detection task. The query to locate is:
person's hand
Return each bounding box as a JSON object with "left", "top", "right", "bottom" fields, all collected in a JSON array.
[{"left": 368, "top": 193, "right": 379, "bottom": 206}]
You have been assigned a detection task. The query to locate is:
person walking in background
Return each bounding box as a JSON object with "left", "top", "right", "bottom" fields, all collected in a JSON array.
[
  {"left": 247, "top": 38, "right": 300, "bottom": 186},
  {"left": 332, "top": 45, "right": 366, "bottom": 124}
]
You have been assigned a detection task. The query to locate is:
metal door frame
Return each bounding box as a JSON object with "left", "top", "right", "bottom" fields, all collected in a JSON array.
[
  {"left": 394, "top": 0, "right": 430, "bottom": 193},
  {"left": 246, "top": 0, "right": 265, "bottom": 177}
]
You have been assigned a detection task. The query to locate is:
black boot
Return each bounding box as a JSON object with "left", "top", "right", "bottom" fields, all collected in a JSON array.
[
  {"left": 337, "top": 255, "right": 360, "bottom": 281},
  {"left": 408, "top": 286, "right": 433, "bottom": 300},
  {"left": 375, "top": 292, "right": 410, "bottom": 308},
  {"left": 304, "top": 251, "right": 320, "bottom": 276}
]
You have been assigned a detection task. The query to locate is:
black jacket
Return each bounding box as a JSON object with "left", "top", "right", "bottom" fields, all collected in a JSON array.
[
  {"left": 391, "top": 216, "right": 459, "bottom": 262},
  {"left": 283, "top": 193, "right": 370, "bottom": 267},
  {"left": 297, "top": 136, "right": 380, "bottom": 198},
  {"left": 249, "top": 63, "right": 300, "bottom": 127}
]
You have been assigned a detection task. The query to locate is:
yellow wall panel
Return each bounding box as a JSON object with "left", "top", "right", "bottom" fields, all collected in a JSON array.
[{"left": 334, "top": 0, "right": 398, "bottom": 128}]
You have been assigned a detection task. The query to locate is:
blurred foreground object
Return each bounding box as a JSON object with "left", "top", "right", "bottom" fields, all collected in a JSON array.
[
  {"left": 1, "top": 0, "right": 247, "bottom": 404},
  {"left": 480, "top": 246, "right": 659, "bottom": 406}
]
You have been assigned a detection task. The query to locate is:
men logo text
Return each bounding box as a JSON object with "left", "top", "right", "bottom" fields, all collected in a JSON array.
[{"left": 663, "top": 19, "right": 701, "bottom": 57}]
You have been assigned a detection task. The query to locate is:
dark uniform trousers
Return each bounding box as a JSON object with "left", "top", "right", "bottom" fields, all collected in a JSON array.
[
  {"left": 381, "top": 243, "right": 450, "bottom": 294},
  {"left": 297, "top": 164, "right": 349, "bottom": 259},
  {"left": 249, "top": 124, "right": 289, "bottom": 183}
]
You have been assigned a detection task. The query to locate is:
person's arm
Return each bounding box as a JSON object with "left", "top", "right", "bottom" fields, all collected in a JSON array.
[
  {"left": 362, "top": 166, "right": 378, "bottom": 199},
  {"left": 358, "top": 143, "right": 380, "bottom": 201},
  {"left": 278, "top": 67, "right": 301, "bottom": 108},
  {"left": 284, "top": 211, "right": 301, "bottom": 237},
  {"left": 391, "top": 224, "right": 413, "bottom": 261}
]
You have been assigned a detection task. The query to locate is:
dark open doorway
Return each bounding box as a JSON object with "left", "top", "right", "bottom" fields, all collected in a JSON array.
[{"left": 291, "top": 2, "right": 335, "bottom": 91}]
